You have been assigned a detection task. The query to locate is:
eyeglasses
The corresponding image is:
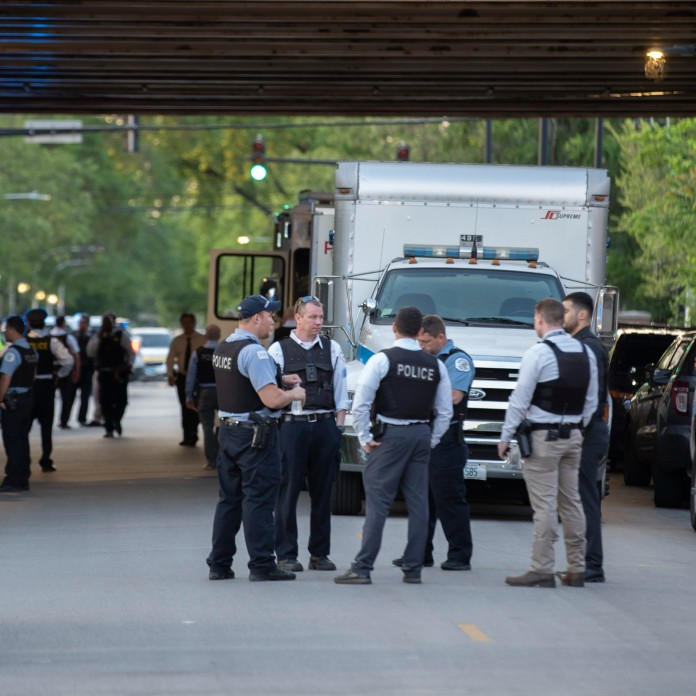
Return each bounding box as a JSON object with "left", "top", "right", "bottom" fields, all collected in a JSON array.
[{"left": 300, "top": 295, "right": 319, "bottom": 303}]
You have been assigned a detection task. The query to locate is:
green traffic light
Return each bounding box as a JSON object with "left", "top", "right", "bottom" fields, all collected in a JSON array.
[{"left": 250, "top": 164, "right": 268, "bottom": 181}]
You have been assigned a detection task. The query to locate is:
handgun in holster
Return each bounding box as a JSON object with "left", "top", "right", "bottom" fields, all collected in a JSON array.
[{"left": 249, "top": 411, "right": 272, "bottom": 450}]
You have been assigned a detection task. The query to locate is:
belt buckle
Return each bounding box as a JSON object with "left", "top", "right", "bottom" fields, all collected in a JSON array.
[{"left": 307, "top": 413, "right": 318, "bottom": 423}]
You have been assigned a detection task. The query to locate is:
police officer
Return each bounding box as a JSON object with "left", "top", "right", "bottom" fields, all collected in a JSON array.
[
  {"left": 26, "top": 307, "right": 74, "bottom": 471},
  {"left": 497, "top": 298, "right": 598, "bottom": 588},
  {"left": 335, "top": 307, "right": 452, "bottom": 585},
  {"left": 186, "top": 324, "right": 221, "bottom": 470},
  {"left": 86, "top": 314, "right": 134, "bottom": 438},
  {"left": 268, "top": 296, "right": 350, "bottom": 573},
  {"left": 51, "top": 315, "right": 81, "bottom": 429},
  {"left": 206, "top": 294, "right": 305, "bottom": 582},
  {"left": 0, "top": 316, "right": 37, "bottom": 492},
  {"left": 75, "top": 314, "right": 95, "bottom": 426},
  {"left": 393, "top": 314, "right": 474, "bottom": 571},
  {"left": 563, "top": 291, "right": 609, "bottom": 584}
]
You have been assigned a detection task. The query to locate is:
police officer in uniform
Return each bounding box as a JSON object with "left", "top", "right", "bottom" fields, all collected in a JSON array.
[
  {"left": 86, "top": 314, "right": 134, "bottom": 438},
  {"left": 393, "top": 314, "right": 474, "bottom": 571},
  {"left": 563, "top": 291, "right": 610, "bottom": 583},
  {"left": 206, "top": 294, "right": 305, "bottom": 582},
  {"left": 186, "top": 324, "right": 222, "bottom": 470},
  {"left": 26, "top": 308, "right": 74, "bottom": 471},
  {"left": 0, "top": 316, "right": 37, "bottom": 492},
  {"left": 268, "top": 296, "right": 350, "bottom": 573},
  {"left": 498, "top": 298, "right": 598, "bottom": 588},
  {"left": 75, "top": 314, "right": 95, "bottom": 426},
  {"left": 335, "top": 307, "right": 452, "bottom": 585}
]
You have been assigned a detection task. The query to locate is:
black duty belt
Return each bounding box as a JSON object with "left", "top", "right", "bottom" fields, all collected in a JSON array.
[
  {"left": 529, "top": 422, "right": 582, "bottom": 431},
  {"left": 219, "top": 417, "right": 255, "bottom": 429},
  {"left": 282, "top": 411, "right": 334, "bottom": 423}
]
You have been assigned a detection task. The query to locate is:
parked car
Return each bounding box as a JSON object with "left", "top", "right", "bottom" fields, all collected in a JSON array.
[
  {"left": 690, "top": 399, "right": 696, "bottom": 531},
  {"left": 623, "top": 331, "right": 696, "bottom": 507},
  {"left": 130, "top": 327, "right": 172, "bottom": 380},
  {"left": 607, "top": 328, "right": 682, "bottom": 467}
]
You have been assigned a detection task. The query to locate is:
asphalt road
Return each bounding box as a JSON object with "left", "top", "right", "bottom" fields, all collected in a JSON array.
[{"left": 1, "top": 381, "right": 695, "bottom": 696}]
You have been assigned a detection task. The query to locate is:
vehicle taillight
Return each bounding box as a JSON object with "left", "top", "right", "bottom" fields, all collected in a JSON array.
[
  {"left": 671, "top": 381, "right": 689, "bottom": 415},
  {"left": 131, "top": 338, "right": 141, "bottom": 353}
]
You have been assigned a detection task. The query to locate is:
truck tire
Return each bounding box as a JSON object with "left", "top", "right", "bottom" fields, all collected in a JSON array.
[
  {"left": 652, "top": 459, "right": 689, "bottom": 509},
  {"left": 331, "top": 471, "right": 363, "bottom": 516},
  {"left": 623, "top": 428, "right": 651, "bottom": 487},
  {"left": 690, "top": 481, "right": 696, "bottom": 532}
]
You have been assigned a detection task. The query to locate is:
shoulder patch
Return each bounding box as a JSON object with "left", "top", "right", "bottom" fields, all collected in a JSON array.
[
  {"left": 4, "top": 350, "right": 16, "bottom": 363},
  {"left": 454, "top": 357, "right": 470, "bottom": 372},
  {"left": 256, "top": 350, "right": 269, "bottom": 360}
]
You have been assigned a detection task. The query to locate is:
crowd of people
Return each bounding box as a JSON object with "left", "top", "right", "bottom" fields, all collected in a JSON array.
[{"left": 0, "top": 291, "right": 609, "bottom": 589}]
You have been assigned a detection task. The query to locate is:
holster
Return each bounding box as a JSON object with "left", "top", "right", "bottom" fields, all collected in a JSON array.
[
  {"left": 249, "top": 412, "right": 272, "bottom": 449},
  {"left": 514, "top": 419, "right": 533, "bottom": 458}
]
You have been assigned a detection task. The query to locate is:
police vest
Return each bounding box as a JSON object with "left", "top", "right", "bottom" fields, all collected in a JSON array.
[
  {"left": 27, "top": 335, "right": 55, "bottom": 377},
  {"left": 531, "top": 340, "right": 590, "bottom": 417},
  {"left": 2, "top": 344, "right": 37, "bottom": 389},
  {"left": 195, "top": 346, "right": 216, "bottom": 385},
  {"left": 213, "top": 339, "right": 282, "bottom": 413},
  {"left": 279, "top": 338, "right": 335, "bottom": 410},
  {"left": 439, "top": 346, "right": 469, "bottom": 421},
  {"left": 97, "top": 331, "right": 126, "bottom": 369},
  {"left": 374, "top": 347, "right": 440, "bottom": 420}
]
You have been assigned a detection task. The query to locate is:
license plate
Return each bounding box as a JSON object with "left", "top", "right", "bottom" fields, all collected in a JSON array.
[{"left": 464, "top": 463, "right": 487, "bottom": 481}]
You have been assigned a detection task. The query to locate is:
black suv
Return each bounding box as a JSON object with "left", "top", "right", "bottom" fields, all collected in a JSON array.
[
  {"left": 607, "top": 328, "right": 682, "bottom": 468},
  {"left": 623, "top": 331, "right": 696, "bottom": 508}
]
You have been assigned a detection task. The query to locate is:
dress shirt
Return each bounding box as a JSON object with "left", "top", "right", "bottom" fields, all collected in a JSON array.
[
  {"left": 500, "top": 328, "right": 598, "bottom": 442},
  {"left": 0, "top": 338, "right": 33, "bottom": 394},
  {"left": 267, "top": 332, "right": 351, "bottom": 414},
  {"left": 185, "top": 338, "right": 219, "bottom": 401},
  {"left": 166, "top": 331, "right": 206, "bottom": 378},
  {"left": 27, "top": 329, "right": 74, "bottom": 379},
  {"left": 50, "top": 327, "right": 80, "bottom": 354},
  {"left": 351, "top": 337, "right": 453, "bottom": 448}
]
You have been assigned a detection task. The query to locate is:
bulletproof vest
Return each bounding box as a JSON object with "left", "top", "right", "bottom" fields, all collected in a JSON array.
[
  {"left": 195, "top": 345, "right": 216, "bottom": 385},
  {"left": 97, "top": 330, "right": 126, "bottom": 369},
  {"left": 54, "top": 333, "right": 68, "bottom": 348},
  {"left": 374, "top": 347, "right": 440, "bottom": 420},
  {"left": 279, "top": 338, "right": 335, "bottom": 410},
  {"left": 214, "top": 339, "right": 282, "bottom": 413},
  {"left": 576, "top": 330, "right": 609, "bottom": 416},
  {"left": 439, "top": 346, "right": 469, "bottom": 421},
  {"left": 2, "top": 344, "right": 37, "bottom": 389},
  {"left": 27, "top": 334, "right": 55, "bottom": 376},
  {"left": 531, "top": 340, "right": 590, "bottom": 417}
]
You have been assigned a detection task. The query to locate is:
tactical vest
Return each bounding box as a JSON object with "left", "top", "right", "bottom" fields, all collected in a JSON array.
[
  {"left": 374, "top": 347, "right": 440, "bottom": 420},
  {"left": 214, "top": 339, "right": 282, "bottom": 413},
  {"left": 27, "top": 335, "right": 55, "bottom": 377},
  {"left": 196, "top": 345, "right": 216, "bottom": 385},
  {"left": 97, "top": 331, "right": 126, "bottom": 369},
  {"left": 439, "top": 346, "right": 469, "bottom": 421},
  {"left": 279, "top": 338, "right": 335, "bottom": 410},
  {"left": 531, "top": 340, "right": 590, "bottom": 417},
  {"left": 2, "top": 344, "right": 37, "bottom": 389}
]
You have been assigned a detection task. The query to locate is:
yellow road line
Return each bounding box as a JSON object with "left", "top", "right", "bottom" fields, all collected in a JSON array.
[{"left": 457, "top": 624, "right": 491, "bottom": 642}]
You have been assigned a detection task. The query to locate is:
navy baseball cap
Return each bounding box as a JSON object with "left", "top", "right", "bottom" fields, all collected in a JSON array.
[{"left": 237, "top": 294, "right": 281, "bottom": 319}]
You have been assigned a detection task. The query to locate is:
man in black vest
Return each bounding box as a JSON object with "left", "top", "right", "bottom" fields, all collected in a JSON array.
[
  {"left": 206, "top": 294, "right": 305, "bottom": 582},
  {"left": 498, "top": 298, "right": 598, "bottom": 588},
  {"left": 75, "top": 314, "right": 95, "bottom": 425},
  {"left": 268, "top": 296, "right": 350, "bottom": 573},
  {"left": 0, "top": 315, "right": 37, "bottom": 492},
  {"left": 335, "top": 306, "right": 453, "bottom": 585},
  {"left": 563, "top": 291, "right": 610, "bottom": 583},
  {"left": 25, "top": 307, "right": 74, "bottom": 471},
  {"left": 185, "top": 323, "right": 221, "bottom": 470}
]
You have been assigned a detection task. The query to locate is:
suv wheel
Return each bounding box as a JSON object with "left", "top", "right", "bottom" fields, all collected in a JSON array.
[{"left": 623, "top": 426, "right": 651, "bottom": 487}]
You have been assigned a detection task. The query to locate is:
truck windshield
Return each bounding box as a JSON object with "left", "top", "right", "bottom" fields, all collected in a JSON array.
[{"left": 373, "top": 267, "right": 564, "bottom": 326}]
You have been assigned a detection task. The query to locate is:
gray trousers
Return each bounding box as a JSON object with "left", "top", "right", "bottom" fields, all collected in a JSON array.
[
  {"left": 352, "top": 423, "right": 431, "bottom": 578},
  {"left": 578, "top": 420, "right": 608, "bottom": 573},
  {"left": 197, "top": 387, "right": 219, "bottom": 467}
]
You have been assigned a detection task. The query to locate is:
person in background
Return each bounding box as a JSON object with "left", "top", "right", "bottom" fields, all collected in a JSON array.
[
  {"left": 26, "top": 307, "right": 74, "bottom": 472},
  {"left": 167, "top": 312, "right": 206, "bottom": 447},
  {"left": 50, "top": 315, "right": 81, "bottom": 429},
  {"left": 186, "top": 324, "right": 221, "bottom": 470},
  {"left": 74, "top": 314, "right": 96, "bottom": 426},
  {"left": 0, "top": 315, "right": 37, "bottom": 492}
]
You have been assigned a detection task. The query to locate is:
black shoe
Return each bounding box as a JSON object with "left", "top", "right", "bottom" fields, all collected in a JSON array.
[
  {"left": 308, "top": 555, "right": 336, "bottom": 571},
  {"left": 58, "top": 423, "right": 71, "bottom": 430},
  {"left": 179, "top": 440, "right": 195, "bottom": 447},
  {"left": 0, "top": 483, "right": 18, "bottom": 492},
  {"left": 41, "top": 464, "right": 56, "bottom": 472},
  {"left": 249, "top": 567, "right": 296, "bottom": 582},
  {"left": 403, "top": 574, "right": 422, "bottom": 584},
  {"left": 441, "top": 559, "right": 472, "bottom": 571},
  {"left": 114, "top": 422, "right": 122, "bottom": 436},
  {"left": 584, "top": 569, "right": 606, "bottom": 583},
  {"left": 209, "top": 568, "right": 235, "bottom": 581},
  {"left": 87, "top": 420, "right": 103, "bottom": 427},
  {"left": 334, "top": 570, "right": 371, "bottom": 585},
  {"left": 278, "top": 558, "right": 304, "bottom": 572},
  {"left": 392, "top": 556, "right": 434, "bottom": 568},
  {"left": 78, "top": 420, "right": 87, "bottom": 426},
  {"left": 104, "top": 432, "right": 114, "bottom": 439}
]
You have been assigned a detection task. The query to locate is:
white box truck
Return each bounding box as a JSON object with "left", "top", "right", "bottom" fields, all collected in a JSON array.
[{"left": 208, "top": 162, "right": 618, "bottom": 514}]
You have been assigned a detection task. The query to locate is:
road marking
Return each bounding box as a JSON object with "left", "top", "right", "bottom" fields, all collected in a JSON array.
[{"left": 458, "top": 624, "right": 491, "bottom": 642}]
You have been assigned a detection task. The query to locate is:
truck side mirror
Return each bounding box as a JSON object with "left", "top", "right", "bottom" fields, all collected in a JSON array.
[
  {"left": 595, "top": 285, "right": 619, "bottom": 338},
  {"left": 360, "top": 298, "right": 378, "bottom": 315}
]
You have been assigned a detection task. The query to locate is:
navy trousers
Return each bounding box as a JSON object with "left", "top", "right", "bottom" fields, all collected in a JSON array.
[
  {"left": 2, "top": 392, "right": 34, "bottom": 488},
  {"left": 32, "top": 379, "right": 55, "bottom": 467}
]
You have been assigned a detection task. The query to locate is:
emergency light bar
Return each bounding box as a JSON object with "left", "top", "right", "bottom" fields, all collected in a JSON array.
[{"left": 403, "top": 244, "right": 540, "bottom": 262}]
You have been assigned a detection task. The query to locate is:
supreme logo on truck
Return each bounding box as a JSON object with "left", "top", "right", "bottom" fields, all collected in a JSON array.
[{"left": 541, "top": 210, "right": 582, "bottom": 220}]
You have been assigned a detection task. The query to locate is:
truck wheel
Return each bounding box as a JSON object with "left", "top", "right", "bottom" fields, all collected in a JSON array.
[
  {"left": 690, "top": 482, "right": 696, "bottom": 532},
  {"left": 331, "top": 471, "right": 363, "bottom": 516},
  {"left": 623, "top": 429, "right": 651, "bottom": 486},
  {"left": 652, "top": 458, "right": 689, "bottom": 509}
]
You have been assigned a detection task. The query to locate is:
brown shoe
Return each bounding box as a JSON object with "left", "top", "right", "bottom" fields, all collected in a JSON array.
[
  {"left": 505, "top": 571, "right": 556, "bottom": 588},
  {"left": 556, "top": 571, "right": 585, "bottom": 587}
]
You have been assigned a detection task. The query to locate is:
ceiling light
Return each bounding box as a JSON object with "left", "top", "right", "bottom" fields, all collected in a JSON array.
[{"left": 645, "top": 50, "right": 666, "bottom": 81}]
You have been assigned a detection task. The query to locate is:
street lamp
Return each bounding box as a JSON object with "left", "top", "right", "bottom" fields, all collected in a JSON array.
[
  {"left": 34, "top": 290, "right": 46, "bottom": 302},
  {"left": 17, "top": 282, "right": 31, "bottom": 295}
]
